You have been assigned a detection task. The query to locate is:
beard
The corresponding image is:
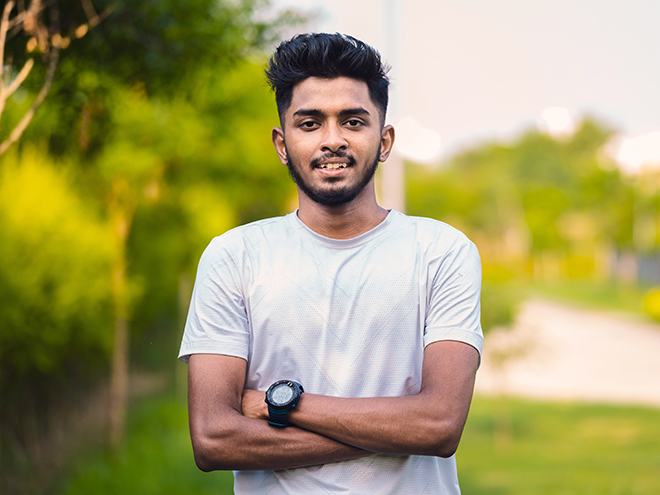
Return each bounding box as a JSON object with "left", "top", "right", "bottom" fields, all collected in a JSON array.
[{"left": 285, "top": 147, "right": 380, "bottom": 207}]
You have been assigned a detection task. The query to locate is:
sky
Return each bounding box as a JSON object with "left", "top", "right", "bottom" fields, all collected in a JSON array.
[{"left": 269, "top": 0, "right": 660, "bottom": 166}]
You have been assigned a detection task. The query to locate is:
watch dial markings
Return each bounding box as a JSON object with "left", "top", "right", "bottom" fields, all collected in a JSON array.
[{"left": 272, "top": 384, "right": 294, "bottom": 405}]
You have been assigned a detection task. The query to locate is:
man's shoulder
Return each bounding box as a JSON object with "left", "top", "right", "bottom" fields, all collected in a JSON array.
[
  {"left": 197, "top": 214, "right": 293, "bottom": 269},
  {"left": 210, "top": 214, "right": 292, "bottom": 248},
  {"left": 394, "top": 212, "right": 476, "bottom": 249}
]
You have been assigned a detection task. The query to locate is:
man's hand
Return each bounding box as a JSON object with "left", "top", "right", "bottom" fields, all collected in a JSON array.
[{"left": 241, "top": 389, "right": 268, "bottom": 420}]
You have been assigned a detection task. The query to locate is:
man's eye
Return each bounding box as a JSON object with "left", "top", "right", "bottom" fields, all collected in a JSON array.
[
  {"left": 346, "top": 120, "right": 363, "bottom": 127},
  {"left": 300, "top": 121, "right": 317, "bottom": 129}
]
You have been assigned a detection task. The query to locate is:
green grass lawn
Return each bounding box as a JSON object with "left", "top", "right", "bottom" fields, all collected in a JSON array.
[
  {"left": 55, "top": 393, "right": 234, "bottom": 495},
  {"left": 459, "top": 396, "right": 660, "bottom": 495},
  {"left": 56, "top": 393, "right": 660, "bottom": 495}
]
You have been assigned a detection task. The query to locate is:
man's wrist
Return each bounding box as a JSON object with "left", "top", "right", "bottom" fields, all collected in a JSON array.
[{"left": 265, "top": 380, "right": 304, "bottom": 427}]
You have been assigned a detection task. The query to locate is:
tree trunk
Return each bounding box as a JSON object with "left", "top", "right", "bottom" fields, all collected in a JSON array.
[
  {"left": 176, "top": 271, "right": 193, "bottom": 398},
  {"left": 107, "top": 180, "right": 134, "bottom": 451},
  {"left": 109, "top": 295, "right": 128, "bottom": 451}
]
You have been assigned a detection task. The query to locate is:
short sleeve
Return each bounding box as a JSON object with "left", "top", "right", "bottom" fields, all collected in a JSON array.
[
  {"left": 178, "top": 237, "right": 250, "bottom": 363},
  {"left": 424, "top": 237, "right": 483, "bottom": 357}
]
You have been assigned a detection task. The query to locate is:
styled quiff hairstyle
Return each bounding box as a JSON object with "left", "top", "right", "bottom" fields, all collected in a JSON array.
[{"left": 265, "top": 33, "right": 390, "bottom": 126}]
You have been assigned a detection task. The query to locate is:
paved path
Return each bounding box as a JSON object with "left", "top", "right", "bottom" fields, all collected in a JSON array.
[{"left": 474, "top": 298, "right": 660, "bottom": 408}]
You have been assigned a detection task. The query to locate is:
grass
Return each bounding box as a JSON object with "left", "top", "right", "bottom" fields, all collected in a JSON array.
[
  {"left": 55, "top": 392, "right": 234, "bottom": 495},
  {"left": 459, "top": 396, "right": 660, "bottom": 495},
  {"left": 55, "top": 393, "right": 660, "bottom": 495}
]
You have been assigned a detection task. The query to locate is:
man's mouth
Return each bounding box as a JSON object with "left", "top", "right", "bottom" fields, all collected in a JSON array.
[
  {"left": 317, "top": 162, "right": 349, "bottom": 170},
  {"left": 314, "top": 153, "right": 355, "bottom": 171}
]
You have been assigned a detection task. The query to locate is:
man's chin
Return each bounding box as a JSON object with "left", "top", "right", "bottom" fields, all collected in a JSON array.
[{"left": 304, "top": 190, "right": 360, "bottom": 208}]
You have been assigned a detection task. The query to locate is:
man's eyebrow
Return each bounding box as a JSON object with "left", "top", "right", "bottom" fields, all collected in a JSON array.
[
  {"left": 292, "top": 108, "right": 324, "bottom": 118},
  {"left": 339, "top": 107, "right": 371, "bottom": 118},
  {"left": 292, "top": 107, "right": 372, "bottom": 118}
]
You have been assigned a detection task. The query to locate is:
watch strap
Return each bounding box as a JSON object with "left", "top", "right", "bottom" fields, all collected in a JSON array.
[{"left": 267, "top": 406, "right": 291, "bottom": 427}]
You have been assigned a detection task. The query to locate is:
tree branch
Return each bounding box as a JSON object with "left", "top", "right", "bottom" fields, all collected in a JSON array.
[
  {"left": 0, "top": 0, "right": 117, "bottom": 156},
  {"left": 82, "top": 0, "right": 116, "bottom": 29},
  {"left": 0, "top": 9, "right": 59, "bottom": 157},
  {"left": 5, "top": 57, "right": 34, "bottom": 97},
  {"left": 7, "top": 1, "right": 52, "bottom": 38},
  {"left": 1, "top": 2, "right": 15, "bottom": 72}
]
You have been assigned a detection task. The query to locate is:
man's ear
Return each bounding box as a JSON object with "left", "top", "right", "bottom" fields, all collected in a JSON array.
[
  {"left": 379, "top": 124, "right": 395, "bottom": 162},
  {"left": 272, "top": 127, "right": 288, "bottom": 166}
]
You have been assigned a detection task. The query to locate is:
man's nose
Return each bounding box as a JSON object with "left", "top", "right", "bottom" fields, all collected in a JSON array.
[{"left": 320, "top": 123, "right": 348, "bottom": 153}]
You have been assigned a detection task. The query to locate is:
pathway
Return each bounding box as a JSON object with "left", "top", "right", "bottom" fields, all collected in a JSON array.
[{"left": 474, "top": 298, "right": 660, "bottom": 408}]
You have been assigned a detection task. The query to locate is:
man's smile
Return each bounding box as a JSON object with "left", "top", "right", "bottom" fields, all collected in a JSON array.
[
  {"left": 312, "top": 155, "right": 355, "bottom": 172},
  {"left": 317, "top": 162, "right": 349, "bottom": 170}
]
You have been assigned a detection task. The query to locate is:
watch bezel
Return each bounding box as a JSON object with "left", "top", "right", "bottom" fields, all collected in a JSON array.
[{"left": 265, "top": 380, "right": 303, "bottom": 410}]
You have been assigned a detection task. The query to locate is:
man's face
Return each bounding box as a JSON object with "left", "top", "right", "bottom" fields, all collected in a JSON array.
[{"left": 272, "top": 77, "right": 393, "bottom": 208}]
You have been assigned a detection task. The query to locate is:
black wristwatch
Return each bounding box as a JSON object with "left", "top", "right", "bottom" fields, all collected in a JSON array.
[{"left": 264, "top": 380, "right": 304, "bottom": 427}]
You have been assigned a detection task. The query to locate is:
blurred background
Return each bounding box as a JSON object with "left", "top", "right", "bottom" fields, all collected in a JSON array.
[{"left": 1, "top": 1, "right": 659, "bottom": 493}]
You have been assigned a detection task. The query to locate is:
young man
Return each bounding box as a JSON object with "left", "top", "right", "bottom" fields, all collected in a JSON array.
[{"left": 179, "top": 33, "right": 483, "bottom": 494}]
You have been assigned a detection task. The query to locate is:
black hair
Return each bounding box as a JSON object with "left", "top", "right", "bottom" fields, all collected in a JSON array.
[{"left": 265, "top": 33, "right": 390, "bottom": 126}]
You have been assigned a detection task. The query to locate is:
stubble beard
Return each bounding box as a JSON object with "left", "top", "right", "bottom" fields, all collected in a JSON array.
[{"left": 285, "top": 147, "right": 381, "bottom": 208}]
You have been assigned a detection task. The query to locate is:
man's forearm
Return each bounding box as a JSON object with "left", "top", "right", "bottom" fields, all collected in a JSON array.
[
  {"left": 246, "top": 390, "right": 461, "bottom": 457},
  {"left": 288, "top": 393, "right": 459, "bottom": 457},
  {"left": 191, "top": 404, "right": 371, "bottom": 471}
]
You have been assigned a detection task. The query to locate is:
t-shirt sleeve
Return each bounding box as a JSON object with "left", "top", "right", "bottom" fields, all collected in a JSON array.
[
  {"left": 423, "top": 236, "right": 483, "bottom": 357},
  {"left": 177, "top": 237, "right": 250, "bottom": 363}
]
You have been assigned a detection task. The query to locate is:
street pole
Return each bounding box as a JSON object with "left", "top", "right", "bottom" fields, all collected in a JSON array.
[{"left": 379, "top": 0, "right": 406, "bottom": 212}]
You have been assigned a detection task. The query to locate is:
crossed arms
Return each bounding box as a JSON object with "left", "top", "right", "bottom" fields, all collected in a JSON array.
[{"left": 187, "top": 339, "right": 479, "bottom": 472}]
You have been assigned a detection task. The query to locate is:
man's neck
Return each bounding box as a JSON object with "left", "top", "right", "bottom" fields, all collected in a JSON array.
[{"left": 296, "top": 193, "right": 389, "bottom": 240}]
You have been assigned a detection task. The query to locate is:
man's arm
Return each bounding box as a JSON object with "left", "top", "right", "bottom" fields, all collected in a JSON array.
[
  {"left": 187, "top": 353, "right": 369, "bottom": 472},
  {"left": 242, "top": 340, "right": 479, "bottom": 458}
]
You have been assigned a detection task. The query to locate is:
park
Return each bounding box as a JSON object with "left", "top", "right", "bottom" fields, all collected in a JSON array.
[{"left": 2, "top": 1, "right": 659, "bottom": 494}]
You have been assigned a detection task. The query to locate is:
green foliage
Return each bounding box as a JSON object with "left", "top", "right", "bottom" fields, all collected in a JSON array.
[
  {"left": 478, "top": 263, "right": 520, "bottom": 333},
  {"left": 459, "top": 396, "right": 660, "bottom": 494},
  {"left": 0, "top": 149, "right": 114, "bottom": 379},
  {"left": 480, "top": 280, "right": 518, "bottom": 333},
  {"left": 120, "top": 59, "right": 294, "bottom": 349},
  {"left": 59, "top": 0, "right": 286, "bottom": 95},
  {"left": 407, "top": 119, "right": 632, "bottom": 273},
  {"left": 0, "top": 0, "right": 300, "bottom": 352}
]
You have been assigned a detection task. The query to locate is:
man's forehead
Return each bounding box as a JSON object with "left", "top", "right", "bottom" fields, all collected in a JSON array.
[{"left": 288, "top": 77, "right": 375, "bottom": 115}]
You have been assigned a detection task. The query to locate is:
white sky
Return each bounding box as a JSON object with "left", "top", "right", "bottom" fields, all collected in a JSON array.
[{"left": 270, "top": 0, "right": 660, "bottom": 162}]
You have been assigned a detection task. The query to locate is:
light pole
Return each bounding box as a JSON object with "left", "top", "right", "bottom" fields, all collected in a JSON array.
[{"left": 379, "top": 0, "right": 406, "bottom": 212}]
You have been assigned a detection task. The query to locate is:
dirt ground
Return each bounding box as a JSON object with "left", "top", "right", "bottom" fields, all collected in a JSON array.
[{"left": 474, "top": 298, "right": 660, "bottom": 408}]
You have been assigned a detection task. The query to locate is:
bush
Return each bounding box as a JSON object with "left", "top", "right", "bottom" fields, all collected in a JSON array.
[
  {"left": 642, "top": 287, "right": 660, "bottom": 321},
  {"left": 0, "top": 149, "right": 114, "bottom": 379},
  {"left": 0, "top": 149, "right": 116, "bottom": 493}
]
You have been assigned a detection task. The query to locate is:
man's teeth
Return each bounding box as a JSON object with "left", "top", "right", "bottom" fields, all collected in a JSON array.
[{"left": 319, "top": 163, "right": 348, "bottom": 170}]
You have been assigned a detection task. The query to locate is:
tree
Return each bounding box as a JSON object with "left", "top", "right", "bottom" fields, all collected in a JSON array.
[
  {"left": 407, "top": 118, "right": 628, "bottom": 279},
  {"left": 1, "top": 0, "right": 301, "bottom": 458},
  {"left": 0, "top": 0, "right": 113, "bottom": 155}
]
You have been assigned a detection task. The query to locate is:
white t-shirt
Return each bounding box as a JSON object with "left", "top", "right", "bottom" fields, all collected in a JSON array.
[{"left": 179, "top": 210, "right": 483, "bottom": 494}]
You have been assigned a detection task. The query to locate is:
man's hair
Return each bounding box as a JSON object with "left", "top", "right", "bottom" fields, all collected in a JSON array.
[{"left": 265, "top": 33, "right": 390, "bottom": 126}]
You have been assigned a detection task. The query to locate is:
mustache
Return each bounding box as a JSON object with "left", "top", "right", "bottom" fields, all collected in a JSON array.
[{"left": 310, "top": 151, "right": 356, "bottom": 169}]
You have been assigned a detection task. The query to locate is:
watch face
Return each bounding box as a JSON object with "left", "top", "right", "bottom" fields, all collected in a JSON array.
[{"left": 270, "top": 383, "right": 294, "bottom": 406}]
